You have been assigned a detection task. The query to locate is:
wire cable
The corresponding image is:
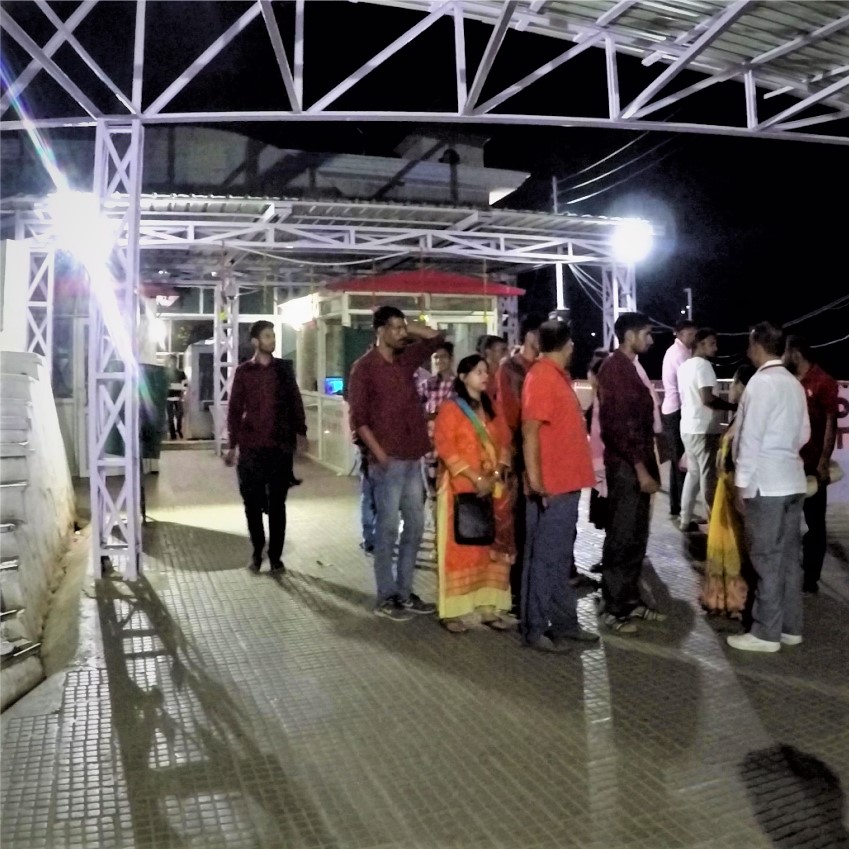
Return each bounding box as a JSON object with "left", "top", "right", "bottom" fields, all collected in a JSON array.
[
  {"left": 564, "top": 148, "right": 679, "bottom": 206},
  {"left": 812, "top": 331, "right": 849, "bottom": 348},
  {"left": 559, "top": 137, "right": 675, "bottom": 194}
]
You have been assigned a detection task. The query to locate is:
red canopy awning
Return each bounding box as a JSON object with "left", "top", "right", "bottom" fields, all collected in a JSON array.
[{"left": 325, "top": 269, "right": 524, "bottom": 297}]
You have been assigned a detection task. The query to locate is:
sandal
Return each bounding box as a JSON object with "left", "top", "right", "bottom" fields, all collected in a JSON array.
[
  {"left": 440, "top": 618, "right": 468, "bottom": 634},
  {"left": 602, "top": 613, "right": 638, "bottom": 634}
]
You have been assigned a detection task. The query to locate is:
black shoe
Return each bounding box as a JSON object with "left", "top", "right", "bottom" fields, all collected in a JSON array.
[
  {"left": 269, "top": 560, "right": 286, "bottom": 574},
  {"left": 569, "top": 573, "right": 600, "bottom": 591},
  {"left": 525, "top": 636, "right": 570, "bottom": 653},
  {"left": 588, "top": 561, "right": 603, "bottom": 574},
  {"left": 400, "top": 593, "right": 436, "bottom": 615},
  {"left": 288, "top": 477, "right": 302, "bottom": 487},
  {"left": 247, "top": 558, "right": 261, "bottom": 574},
  {"left": 552, "top": 629, "right": 600, "bottom": 647},
  {"left": 802, "top": 583, "right": 819, "bottom": 595}
]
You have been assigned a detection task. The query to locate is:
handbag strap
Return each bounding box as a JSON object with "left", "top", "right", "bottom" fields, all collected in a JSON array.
[{"left": 455, "top": 398, "right": 496, "bottom": 460}]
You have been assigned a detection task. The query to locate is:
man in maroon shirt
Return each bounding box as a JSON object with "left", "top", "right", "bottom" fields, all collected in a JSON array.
[
  {"left": 596, "top": 312, "right": 667, "bottom": 633},
  {"left": 783, "top": 335, "right": 839, "bottom": 593},
  {"left": 224, "top": 321, "right": 306, "bottom": 574},
  {"left": 348, "top": 306, "right": 445, "bottom": 621}
]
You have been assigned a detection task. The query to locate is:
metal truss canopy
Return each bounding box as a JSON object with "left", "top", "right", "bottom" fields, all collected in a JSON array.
[
  {"left": 0, "top": 0, "right": 847, "bottom": 143},
  {"left": 12, "top": 195, "right": 658, "bottom": 286}
]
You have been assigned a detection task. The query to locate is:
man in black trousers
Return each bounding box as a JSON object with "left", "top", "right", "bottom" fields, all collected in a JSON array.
[{"left": 224, "top": 320, "right": 306, "bottom": 573}]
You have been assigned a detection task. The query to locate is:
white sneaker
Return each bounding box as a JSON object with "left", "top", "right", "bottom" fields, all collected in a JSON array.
[
  {"left": 727, "top": 633, "right": 781, "bottom": 653},
  {"left": 780, "top": 633, "right": 803, "bottom": 646}
]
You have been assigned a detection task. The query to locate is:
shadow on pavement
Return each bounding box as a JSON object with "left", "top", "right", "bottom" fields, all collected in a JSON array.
[
  {"left": 141, "top": 520, "right": 249, "bottom": 572},
  {"left": 741, "top": 744, "right": 849, "bottom": 849},
  {"left": 95, "top": 575, "right": 348, "bottom": 848}
]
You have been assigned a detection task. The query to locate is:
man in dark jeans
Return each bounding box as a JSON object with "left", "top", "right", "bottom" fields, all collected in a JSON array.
[
  {"left": 597, "top": 312, "right": 667, "bottom": 634},
  {"left": 224, "top": 321, "right": 306, "bottom": 574},
  {"left": 165, "top": 355, "right": 187, "bottom": 439},
  {"left": 660, "top": 319, "right": 696, "bottom": 517}
]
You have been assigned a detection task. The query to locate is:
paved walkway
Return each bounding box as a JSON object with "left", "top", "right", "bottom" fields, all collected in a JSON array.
[{"left": 2, "top": 450, "right": 849, "bottom": 849}]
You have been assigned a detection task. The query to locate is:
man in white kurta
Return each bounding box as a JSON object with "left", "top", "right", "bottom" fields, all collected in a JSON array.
[{"left": 728, "top": 322, "right": 810, "bottom": 653}]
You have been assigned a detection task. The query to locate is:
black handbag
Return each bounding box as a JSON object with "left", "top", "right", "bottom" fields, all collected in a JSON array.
[{"left": 453, "top": 493, "right": 495, "bottom": 546}]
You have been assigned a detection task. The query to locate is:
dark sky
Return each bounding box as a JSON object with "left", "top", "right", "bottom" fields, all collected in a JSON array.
[{"left": 3, "top": 0, "right": 848, "bottom": 375}]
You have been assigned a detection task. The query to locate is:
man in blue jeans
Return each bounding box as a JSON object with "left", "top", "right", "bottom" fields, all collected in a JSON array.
[{"left": 347, "top": 306, "right": 444, "bottom": 621}]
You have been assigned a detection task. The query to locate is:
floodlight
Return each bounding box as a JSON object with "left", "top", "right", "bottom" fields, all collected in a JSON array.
[
  {"left": 47, "top": 190, "right": 117, "bottom": 267},
  {"left": 611, "top": 218, "right": 653, "bottom": 264}
]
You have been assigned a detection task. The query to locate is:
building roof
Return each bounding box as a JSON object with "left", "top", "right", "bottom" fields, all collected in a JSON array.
[{"left": 6, "top": 193, "right": 658, "bottom": 286}]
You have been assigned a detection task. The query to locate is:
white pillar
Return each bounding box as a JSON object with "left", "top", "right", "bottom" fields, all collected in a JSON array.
[
  {"left": 88, "top": 119, "right": 144, "bottom": 579},
  {"left": 212, "top": 275, "right": 240, "bottom": 456}
]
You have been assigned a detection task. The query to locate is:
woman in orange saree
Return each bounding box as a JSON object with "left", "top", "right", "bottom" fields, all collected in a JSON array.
[{"left": 433, "top": 355, "right": 515, "bottom": 633}]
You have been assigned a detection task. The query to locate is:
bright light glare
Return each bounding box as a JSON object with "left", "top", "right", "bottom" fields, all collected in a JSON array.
[
  {"left": 279, "top": 294, "right": 318, "bottom": 327},
  {"left": 151, "top": 317, "right": 168, "bottom": 349},
  {"left": 47, "top": 190, "right": 135, "bottom": 369},
  {"left": 47, "top": 191, "right": 118, "bottom": 267},
  {"left": 611, "top": 218, "right": 653, "bottom": 264}
]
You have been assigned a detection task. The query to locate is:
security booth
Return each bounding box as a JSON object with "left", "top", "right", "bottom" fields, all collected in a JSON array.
[{"left": 278, "top": 269, "right": 524, "bottom": 474}]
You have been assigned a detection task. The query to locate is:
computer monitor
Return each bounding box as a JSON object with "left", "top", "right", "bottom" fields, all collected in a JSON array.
[{"left": 324, "top": 376, "right": 344, "bottom": 395}]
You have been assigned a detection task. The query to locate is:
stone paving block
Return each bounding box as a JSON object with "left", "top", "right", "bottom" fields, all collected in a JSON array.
[{"left": 2, "top": 452, "right": 849, "bottom": 849}]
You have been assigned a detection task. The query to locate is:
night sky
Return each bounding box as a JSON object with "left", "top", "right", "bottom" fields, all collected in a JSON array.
[{"left": 3, "top": 1, "right": 848, "bottom": 376}]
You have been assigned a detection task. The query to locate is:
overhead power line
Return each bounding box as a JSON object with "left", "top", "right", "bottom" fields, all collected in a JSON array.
[
  {"left": 564, "top": 148, "right": 679, "bottom": 207},
  {"left": 558, "top": 138, "right": 675, "bottom": 194}
]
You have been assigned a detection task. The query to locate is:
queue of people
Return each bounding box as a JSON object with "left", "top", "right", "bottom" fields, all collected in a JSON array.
[
  {"left": 664, "top": 321, "right": 839, "bottom": 653},
  {"left": 222, "top": 308, "right": 840, "bottom": 658}
]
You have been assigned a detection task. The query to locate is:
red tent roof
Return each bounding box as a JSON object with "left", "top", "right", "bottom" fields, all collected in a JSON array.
[{"left": 325, "top": 269, "right": 523, "bottom": 297}]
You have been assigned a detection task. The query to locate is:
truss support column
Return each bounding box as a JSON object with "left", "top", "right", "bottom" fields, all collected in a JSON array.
[
  {"left": 25, "top": 247, "right": 55, "bottom": 375},
  {"left": 88, "top": 119, "right": 144, "bottom": 580},
  {"left": 497, "top": 295, "right": 518, "bottom": 347},
  {"left": 213, "top": 276, "right": 240, "bottom": 456},
  {"left": 601, "top": 263, "right": 637, "bottom": 349}
]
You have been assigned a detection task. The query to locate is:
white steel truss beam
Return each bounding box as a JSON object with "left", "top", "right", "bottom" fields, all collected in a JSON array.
[
  {"left": 307, "top": 1, "right": 452, "bottom": 113},
  {"left": 600, "top": 263, "right": 636, "bottom": 349},
  {"left": 0, "top": 10, "right": 103, "bottom": 118},
  {"left": 294, "top": 0, "right": 305, "bottom": 107},
  {"left": 132, "top": 0, "right": 147, "bottom": 111},
  {"left": 33, "top": 0, "right": 136, "bottom": 115},
  {"left": 463, "top": 0, "right": 518, "bottom": 113},
  {"left": 757, "top": 74, "right": 849, "bottom": 131},
  {"left": 212, "top": 276, "right": 240, "bottom": 455},
  {"left": 259, "top": 0, "right": 301, "bottom": 112},
  {"left": 88, "top": 119, "right": 144, "bottom": 580},
  {"left": 0, "top": 0, "right": 96, "bottom": 116},
  {"left": 2, "top": 1, "right": 848, "bottom": 144},
  {"left": 474, "top": 31, "right": 603, "bottom": 114},
  {"left": 621, "top": 0, "right": 753, "bottom": 119},
  {"left": 632, "top": 12, "right": 849, "bottom": 120},
  {"left": 8, "top": 110, "right": 846, "bottom": 146},
  {"left": 25, "top": 249, "right": 54, "bottom": 375},
  {"left": 146, "top": 2, "right": 263, "bottom": 115},
  {"left": 453, "top": 4, "right": 468, "bottom": 112}
]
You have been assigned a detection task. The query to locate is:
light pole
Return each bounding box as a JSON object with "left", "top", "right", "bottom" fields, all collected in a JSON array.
[{"left": 683, "top": 287, "right": 693, "bottom": 321}]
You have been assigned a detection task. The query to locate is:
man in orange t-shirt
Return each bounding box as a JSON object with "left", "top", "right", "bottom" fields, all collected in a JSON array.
[{"left": 521, "top": 320, "right": 598, "bottom": 652}]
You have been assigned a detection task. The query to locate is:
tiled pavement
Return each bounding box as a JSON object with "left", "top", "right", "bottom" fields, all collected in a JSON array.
[{"left": 2, "top": 450, "right": 848, "bottom": 849}]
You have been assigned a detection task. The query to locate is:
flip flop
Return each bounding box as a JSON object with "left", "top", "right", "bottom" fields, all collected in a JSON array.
[{"left": 440, "top": 618, "right": 468, "bottom": 634}]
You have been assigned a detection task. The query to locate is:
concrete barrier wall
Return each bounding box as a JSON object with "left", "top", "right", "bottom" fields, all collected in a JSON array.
[{"left": 1, "top": 351, "right": 75, "bottom": 709}]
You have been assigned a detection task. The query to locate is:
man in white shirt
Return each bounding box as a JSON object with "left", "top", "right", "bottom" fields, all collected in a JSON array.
[
  {"left": 728, "top": 322, "right": 810, "bottom": 653},
  {"left": 661, "top": 320, "right": 696, "bottom": 518},
  {"left": 677, "top": 328, "right": 736, "bottom": 531}
]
